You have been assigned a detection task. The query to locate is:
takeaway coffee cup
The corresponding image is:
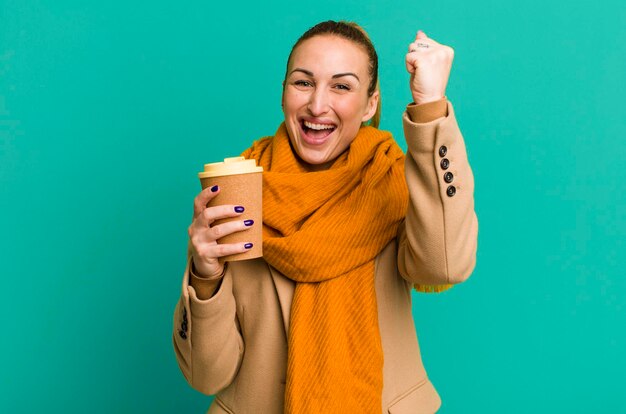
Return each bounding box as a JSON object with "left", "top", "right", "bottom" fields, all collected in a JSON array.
[{"left": 198, "top": 156, "right": 263, "bottom": 262}]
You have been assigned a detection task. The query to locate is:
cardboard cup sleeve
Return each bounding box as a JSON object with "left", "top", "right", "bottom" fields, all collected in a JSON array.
[{"left": 200, "top": 171, "right": 263, "bottom": 262}]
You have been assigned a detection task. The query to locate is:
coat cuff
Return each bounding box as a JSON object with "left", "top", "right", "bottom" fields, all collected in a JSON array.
[
  {"left": 188, "top": 256, "right": 228, "bottom": 299},
  {"left": 406, "top": 97, "right": 448, "bottom": 123}
]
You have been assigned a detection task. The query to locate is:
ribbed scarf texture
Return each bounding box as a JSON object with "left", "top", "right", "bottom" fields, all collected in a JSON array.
[{"left": 241, "top": 123, "right": 450, "bottom": 413}]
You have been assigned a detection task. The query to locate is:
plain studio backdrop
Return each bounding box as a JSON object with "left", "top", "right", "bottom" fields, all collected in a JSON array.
[{"left": 1, "top": 0, "right": 624, "bottom": 412}]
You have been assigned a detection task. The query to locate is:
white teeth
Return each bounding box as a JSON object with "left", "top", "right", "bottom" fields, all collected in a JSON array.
[{"left": 304, "top": 121, "right": 335, "bottom": 131}]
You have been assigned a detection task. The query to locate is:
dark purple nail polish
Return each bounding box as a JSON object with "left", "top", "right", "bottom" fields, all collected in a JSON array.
[
  {"left": 210, "top": 185, "right": 219, "bottom": 192},
  {"left": 244, "top": 243, "right": 253, "bottom": 249},
  {"left": 234, "top": 206, "right": 245, "bottom": 213},
  {"left": 244, "top": 219, "right": 254, "bottom": 226}
]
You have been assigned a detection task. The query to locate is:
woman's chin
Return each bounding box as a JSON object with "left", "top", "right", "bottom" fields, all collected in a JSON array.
[
  {"left": 294, "top": 149, "right": 334, "bottom": 170},
  {"left": 302, "top": 154, "right": 329, "bottom": 166}
]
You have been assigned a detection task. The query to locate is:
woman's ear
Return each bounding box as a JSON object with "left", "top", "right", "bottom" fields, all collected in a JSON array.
[{"left": 361, "top": 90, "right": 380, "bottom": 123}]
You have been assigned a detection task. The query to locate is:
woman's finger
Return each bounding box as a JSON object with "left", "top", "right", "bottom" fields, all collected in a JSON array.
[
  {"left": 196, "top": 204, "right": 246, "bottom": 228},
  {"left": 405, "top": 52, "right": 418, "bottom": 73},
  {"left": 405, "top": 50, "right": 426, "bottom": 73},
  {"left": 193, "top": 185, "right": 221, "bottom": 218},
  {"left": 209, "top": 219, "right": 254, "bottom": 241},
  {"left": 204, "top": 241, "right": 254, "bottom": 259},
  {"left": 408, "top": 42, "right": 435, "bottom": 60}
]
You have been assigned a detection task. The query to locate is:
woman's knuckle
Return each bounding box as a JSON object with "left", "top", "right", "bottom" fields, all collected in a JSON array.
[
  {"left": 190, "top": 234, "right": 201, "bottom": 249},
  {"left": 196, "top": 248, "right": 208, "bottom": 260},
  {"left": 212, "top": 225, "right": 223, "bottom": 239},
  {"left": 215, "top": 244, "right": 228, "bottom": 257},
  {"left": 203, "top": 208, "right": 212, "bottom": 220},
  {"left": 198, "top": 244, "right": 212, "bottom": 258},
  {"left": 194, "top": 198, "right": 204, "bottom": 212}
]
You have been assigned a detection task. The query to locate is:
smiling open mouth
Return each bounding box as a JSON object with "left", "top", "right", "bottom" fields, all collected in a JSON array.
[{"left": 300, "top": 120, "right": 337, "bottom": 143}]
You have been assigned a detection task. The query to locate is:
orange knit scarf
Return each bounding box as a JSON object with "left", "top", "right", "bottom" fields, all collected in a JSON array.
[{"left": 241, "top": 123, "right": 450, "bottom": 413}]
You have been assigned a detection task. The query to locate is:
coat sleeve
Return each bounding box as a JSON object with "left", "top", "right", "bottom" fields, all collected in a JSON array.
[
  {"left": 172, "top": 254, "right": 244, "bottom": 395},
  {"left": 397, "top": 99, "right": 479, "bottom": 286}
]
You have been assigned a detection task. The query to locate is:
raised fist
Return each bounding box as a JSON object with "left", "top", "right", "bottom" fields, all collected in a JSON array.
[{"left": 405, "top": 30, "right": 455, "bottom": 105}]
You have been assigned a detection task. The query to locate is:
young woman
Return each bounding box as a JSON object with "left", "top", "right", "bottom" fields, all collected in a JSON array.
[{"left": 174, "top": 20, "right": 478, "bottom": 414}]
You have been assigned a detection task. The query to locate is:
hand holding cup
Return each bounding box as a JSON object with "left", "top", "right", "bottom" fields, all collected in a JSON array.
[
  {"left": 187, "top": 185, "right": 255, "bottom": 278},
  {"left": 188, "top": 156, "right": 263, "bottom": 278}
]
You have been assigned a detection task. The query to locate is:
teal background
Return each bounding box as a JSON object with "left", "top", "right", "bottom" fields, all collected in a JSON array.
[{"left": 1, "top": 0, "right": 624, "bottom": 412}]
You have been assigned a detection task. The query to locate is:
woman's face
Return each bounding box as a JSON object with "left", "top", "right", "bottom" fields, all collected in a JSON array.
[{"left": 282, "top": 35, "right": 379, "bottom": 170}]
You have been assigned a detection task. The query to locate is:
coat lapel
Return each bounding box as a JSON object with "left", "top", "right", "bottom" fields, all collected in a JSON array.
[{"left": 268, "top": 266, "right": 295, "bottom": 340}]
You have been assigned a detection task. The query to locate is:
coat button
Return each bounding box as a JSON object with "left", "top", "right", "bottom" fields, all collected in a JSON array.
[
  {"left": 446, "top": 185, "right": 456, "bottom": 197},
  {"left": 179, "top": 329, "right": 187, "bottom": 340},
  {"left": 438, "top": 145, "right": 447, "bottom": 157},
  {"left": 444, "top": 172, "right": 454, "bottom": 183},
  {"left": 440, "top": 158, "right": 450, "bottom": 170}
]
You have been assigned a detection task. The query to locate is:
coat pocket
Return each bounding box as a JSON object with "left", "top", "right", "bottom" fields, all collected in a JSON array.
[{"left": 387, "top": 378, "right": 442, "bottom": 414}]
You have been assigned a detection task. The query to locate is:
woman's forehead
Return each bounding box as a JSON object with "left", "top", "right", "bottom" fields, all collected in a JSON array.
[{"left": 288, "top": 35, "right": 369, "bottom": 76}]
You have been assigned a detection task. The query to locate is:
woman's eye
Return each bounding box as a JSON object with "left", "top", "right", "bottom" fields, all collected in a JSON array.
[
  {"left": 294, "top": 80, "right": 312, "bottom": 87},
  {"left": 334, "top": 84, "right": 351, "bottom": 91}
]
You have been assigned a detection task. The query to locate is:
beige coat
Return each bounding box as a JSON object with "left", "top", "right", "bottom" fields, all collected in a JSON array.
[{"left": 173, "top": 100, "right": 478, "bottom": 413}]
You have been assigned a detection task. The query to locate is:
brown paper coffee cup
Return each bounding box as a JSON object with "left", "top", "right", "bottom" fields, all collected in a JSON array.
[{"left": 198, "top": 156, "right": 263, "bottom": 262}]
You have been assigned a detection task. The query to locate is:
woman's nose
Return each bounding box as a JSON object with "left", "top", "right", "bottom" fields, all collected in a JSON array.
[{"left": 307, "top": 88, "right": 330, "bottom": 116}]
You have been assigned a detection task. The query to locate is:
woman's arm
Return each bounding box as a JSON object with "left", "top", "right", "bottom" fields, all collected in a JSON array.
[
  {"left": 397, "top": 98, "right": 478, "bottom": 285},
  {"left": 396, "top": 30, "right": 478, "bottom": 287},
  {"left": 172, "top": 254, "right": 244, "bottom": 395}
]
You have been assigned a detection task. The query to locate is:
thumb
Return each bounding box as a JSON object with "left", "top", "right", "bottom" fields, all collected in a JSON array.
[{"left": 416, "top": 30, "right": 428, "bottom": 40}]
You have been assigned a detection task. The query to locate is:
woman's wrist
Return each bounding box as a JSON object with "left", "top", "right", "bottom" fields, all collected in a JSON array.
[
  {"left": 189, "top": 261, "right": 227, "bottom": 300},
  {"left": 412, "top": 95, "right": 445, "bottom": 106}
]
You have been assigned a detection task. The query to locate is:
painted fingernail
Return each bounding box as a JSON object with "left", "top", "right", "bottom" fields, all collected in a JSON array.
[
  {"left": 244, "top": 219, "right": 254, "bottom": 226},
  {"left": 210, "top": 185, "right": 219, "bottom": 192},
  {"left": 244, "top": 243, "right": 253, "bottom": 249},
  {"left": 234, "top": 206, "right": 245, "bottom": 213}
]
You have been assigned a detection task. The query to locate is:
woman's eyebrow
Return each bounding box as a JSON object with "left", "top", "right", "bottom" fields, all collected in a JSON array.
[
  {"left": 290, "top": 68, "right": 314, "bottom": 76},
  {"left": 332, "top": 72, "right": 360, "bottom": 81},
  {"left": 289, "top": 68, "right": 360, "bottom": 81}
]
